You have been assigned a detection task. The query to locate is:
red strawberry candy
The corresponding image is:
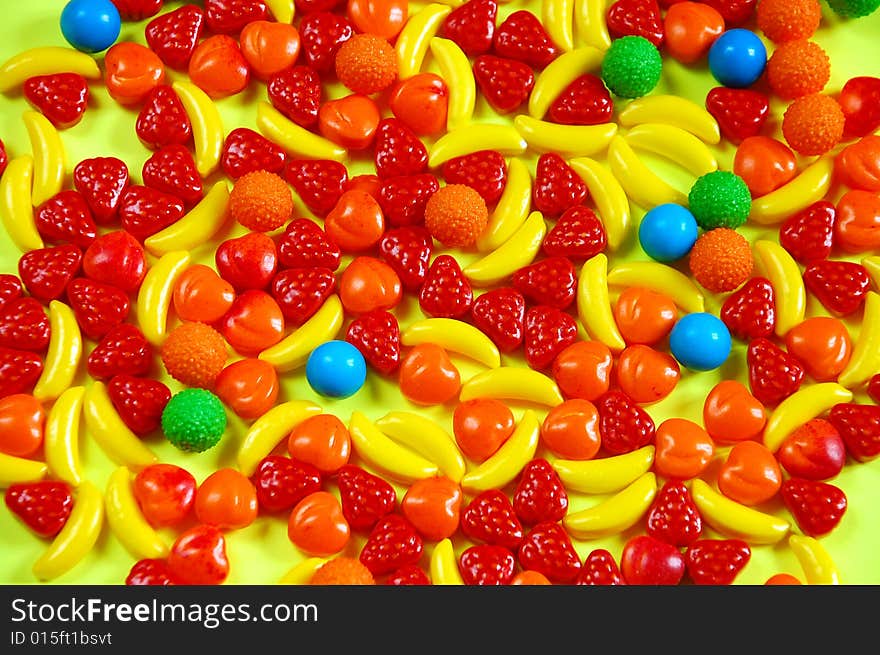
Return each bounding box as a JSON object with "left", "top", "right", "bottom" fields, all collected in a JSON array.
[
  {"left": 720, "top": 277, "right": 776, "bottom": 341},
  {"left": 360, "top": 514, "right": 424, "bottom": 576},
  {"left": 118, "top": 185, "right": 186, "bottom": 242},
  {"left": 702, "top": 0, "right": 756, "bottom": 25},
  {"left": 34, "top": 190, "right": 97, "bottom": 249},
  {"left": 295, "top": 0, "right": 343, "bottom": 11},
  {"left": 441, "top": 150, "right": 507, "bottom": 204},
  {"left": 111, "top": 0, "right": 163, "bottom": 20},
  {"left": 377, "top": 174, "right": 439, "bottom": 227},
  {"left": 513, "top": 458, "right": 568, "bottom": 525},
  {"left": 268, "top": 65, "right": 323, "bottom": 127},
  {"left": 473, "top": 55, "right": 535, "bottom": 115},
  {"left": 523, "top": 305, "right": 578, "bottom": 371},
  {"left": 829, "top": 403, "right": 880, "bottom": 463},
  {"left": 136, "top": 85, "right": 193, "bottom": 151},
  {"left": 82, "top": 230, "right": 147, "bottom": 293},
  {"left": 779, "top": 201, "right": 836, "bottom": 265},
  {"left": 346, "top": 309, "right": 401, "bottom": 375},
  {"left": 73, "top": 156, "right": 130, "bottom": 224},
  {"left": 576, "top": 549, "right": 625, "bottom": 585},
  {"left": 87, "top": 323, "right": 153, "bottom": 380},
  {"left": 470, "top": 286, "right": 526, "bottom": 352},
  {"left": 299, "top": 11, "right": 353, "bottom": 73},
  {"left": 0, "top": 298, "right": 50, "bottom": 352},
  {"left": 803, "top": 260, "right": 871, "bottom": 317},
  {"left": 215, "top": 232, "right": 278, "bottom": 292},
  {"left": 685, "top": 538, "right": 751, "bottom": 585},
  {"left": 440, "top": 0, "right": 497, "bottom": 57},
  {"left": 0, "top": 139, "right": 7, "bottom": 178},
  {"left": 336, "top": 465, "right": 397, "bottom": 532},
  {"left": 205, "top": 0, "right": 268, "bottom": 34},
  {"left": 252, "top": 455, "right": 322, "bottom": 512},
  {"left": 493, "top": 10, "right": 558, "bottom": 69},
  {"left": 5, "top": 481, "right": 73, "bottom": 538},
  {"left": 379, "top": 226, "right": 433, "bottom": 291},
  {"left": 620, "top": 534, "right": 686, "bottom": 585},
  {"left": 780, "top": 478, "right": 847, "bottom": 537},
  {"left": 270, "top": 267, "right": 336, "bottom": 324},
  {"left": 108, "top": 374, "right": 171, "bottom": 436},
  {"left": 23, "top": 73, "right": 89, "bottom": 129},
  {"left": 548, "top": 73, "right": 614, "bottom": 126},
  {"left": 277, "top": 218, "right": 341, "bottom": 271},
  {"left": 646, "top": 480, "right": 703, "bottom": 547},
  {"left": 126, "top": 559, "right": 176, "bottom": 586},
  {"left": 868, "top": 375, "right": 880, "bottom": 404},
  {"left": 705, "top": 87, "right": 770, "bottom": 144},
  {"left": 374, "top": 118, "right": 429, "bottom": 179},
  {"left": 839, "top": 76, "right": 880, "bottom": 139},
  {"left": 0, "top": 348, "right": 42, "bottom": 399},
  {"left": 459, "top": 544, "right": 517, "bottom": 585},
  {"left": 0, "top": 275, "right": 22, "bottom": 314},
  {"left": 142, "top": 144, "right": 204, "bottom": 207},
  {"left": 221, "top": 127, "right": 286, "bottom": 180},
  {"left": 18, "top": 244, "right": 82, "bottom": 303},
  {"left": 145, "top": 4, "right": 205, "bottom": 70},
  {"left": 606, "top": 0, "right": 665, "bottom": 47},
  {"left": 533, "top": 152, "right": 588, "bottom": 217},
  {"left": 747, "top": 338, "right": 805, "bottom": 407},
  {"left": 460, "top": 489, "right": 524, "bottom": 550},
  {"left": 513, "top": 256, "right": 577, "bottom": 310},
  {"left": 517, "top": 521, "right": 581, "bottom": 583},
  {"left": 284, "top": 159, "right": 348, "bottom": 217},
  {"left": 542, "top": 206, "right": 607, "bottom": 261},
  {"left": 386, "top": 564, "right": 431, "bottom": 586},
  {"left": 597, "top": 390, "right": 656, "bottom": 454},
  {"left": 419, "top": 255, "right": 473, "bottom": 319},
  {"left": 66, "top": 278, "right": 131, "bottom": 340}
]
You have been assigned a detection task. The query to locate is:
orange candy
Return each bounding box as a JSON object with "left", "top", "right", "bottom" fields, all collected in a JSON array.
[
  {"left": 345, "top": 173, "right": 382, "bottom": 199},
  {"left": 338, "top": 256, "right": 403, "bottom": 315},
  {"left": 0, "top": 394, "right": 45, "bottom": 458},
  {"left": 214, "top": 358, "right": 280, "bottom": 420},
  {"left": 288, "top": 414, "right": 352, "bottom": 474},
  {"left": 653, "top": 418, "right": 715, "bottom": 480},
  {"left": 733, "top": 136, "right": 798, "bottom": 198},
  {"left": 765, "top": 573, "right": 803, "bottom": 585},
  {"left": 540, "top": 399, "right": 601, "bottom": 461},
  {"left": 389, "top": 73, "right": 449, "bottom": 136},
  {"left": 613, "top": 287, "right": 677, "bottom": 346},
  {"left": 161, "top": 321, "right": 228, "bottom": 389},
  {"left": 424, "top": 184, "right": 489, "bottom": 248},
  {"left": 288, "top": 491, "right": 350, "bottom": 557},
  {"left": 310, "top": 557, "right": 375, "bottom": 585},
  {"left": 784, "top": 317, "right": 852, "bottom": 382},
  {"left": 551, "top": 340, "right": 613, "bottom": 401},
  {"left": 835, "top": 135, "right": 880, "bottom": 192},
  {"left": 217, "top": 289, "right": 285, "bottom": 356},
  {"left": 195, "top": 468, "right": 258, "bottom": 531},
  {"left": 188, "top": 35, "right": 250, "bottom": 99},
  {"left": 239, "top": 21, "right": 301, "bottom": 80},
  {"left": 319, "top": 94, "right": 382, "bottom": 150},
  {"left": 835, "top": 189, "right": 880, "bottom": 253},
  {"left": 663, "top": 2, "right": 725, "bottom": 64},
  {"left": 324, "top": 189, "right": 386, "bottom": 252},
  {"left": 229, "top": 170, "right": 294, "bottom": 232},
  {"left": 717, "top": 440, "right": 782, "bottom": 506},
  {"left": 173, "top": 264, "right": 235, "bottom": 323},
  {"left": 401, "top": 476, "right": 463, "bottom": 541},
  {"left": 335, "top": 33, "right": 398, "bottom": 96},
  {"left": 703, "top": 380, "right": 766, "bottom": 444},
  {"left": 766, "top": 39, "right": 830, "bottom": 100},
  {"left": 615, "top": 344, "right": 680, "bottom": 404},
  {"left": 452, "top": 398, "right": 515, "bottom": 461},
  {"left": 756, "top": 0, "right": 822, "bottom": 43},
  {"left": 347, "top": 0, "right": 408, "bottom": 40},
  {"left": 782, "top": 93, "right": 845, "bottom": 156},
  {"left": 104, "top": 42, "right": 166, "bottom": 106},
  {"left": 688, "top": 228, "right": 754, "bottom": 293},
  {"left": 511, "top": 570, "right": 552, "bottom": 585},
  {"left": 399, "top": 343, "right": 460, "bottom": 406}
]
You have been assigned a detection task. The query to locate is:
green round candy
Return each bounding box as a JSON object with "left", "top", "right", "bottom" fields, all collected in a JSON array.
[
  {"left": 600, "top": 36, "right": 663, "bottom": 99},
  {"left": 826, "top": 0, "right": 880, "bottom": 17},
  {"left": 688, "top": 171, "right": 752, "bottom": 230},
  {"left": 161, "top": 388, "right": 227, "bottom": 453}
]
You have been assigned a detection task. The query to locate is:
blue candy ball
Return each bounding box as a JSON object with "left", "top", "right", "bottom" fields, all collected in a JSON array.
[
  {"left": 638, "top": 203, "right": 699, "bottom": 262},
  {"left": 60, "top": 0, "right": 121, "bottom": 54},
  {"left": 669, "top": 313, "right": 732, "bottom": 372},
  {"left": 306, "top": 340, "right": 367, "bottom": 399},
  {"left": 708, "top": 29, "right": 767, "bottom": 88}
]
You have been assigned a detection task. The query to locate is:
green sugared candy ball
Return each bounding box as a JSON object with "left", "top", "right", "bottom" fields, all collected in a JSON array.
[
  {"left": 826, "top": 0, "right": 880, "bottom": 18},
  {"left": 600, "top": 36, "right": 663, "bottom": 99},
  {"left": 688, "top": 171, "right": 752, "bottom": 230},
  {"left": 161, "top": 388, "right": 227, "bottom": 453}
]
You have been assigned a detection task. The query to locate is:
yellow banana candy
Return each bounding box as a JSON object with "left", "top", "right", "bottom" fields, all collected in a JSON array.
[
  {"left": 257, "top": 101, "right": 347, "bottom": 162},
  {"left": 259, "top": 294, "right": 344, "bottom": 372},
  {"left": 396, "top": 4, "right": 451, "bottom": 79},
  {"left": 753, "top": 240, "right": 805, "bottom": 338},
  {"left": 32, "top": 480, "right": 103, "bottom": 582},
  {"left": 459, "top": 366, "right": 564, "bottom": 406},
  {"left": 376, "top": 411, "right": 467, "bottom": 483},
  {"left": 33, "top": 300, "right": 82, "bottom": 403},
  {"left": 574, "top": 0, "right": 611, "bottom": 51},
  {"left": 624, "top": 123, "right": 718, "bottom": 177},
  {"left": 0, "top": 452, "right": 47, "bottom": 488},
  {"left": 0, "top": 155, "right": 42, "bottom": 252},
  {"left": 401, "top": 318, "right": 500, "bottom": 368},
  {"left": 476, "top": 157, "right": 532, "bottom": 252},
  {"left": 563, "top": 472, "right": 657, "bottom": 540},
  {"left": 618, "top": 94, "right": 721, "bottom": 144},
  {"left": 690, "top": 478, "right": 790, "bottom": 545},
  {"left": 551, "top": 446, "right": 655, "bottom": 495},
  {"left": 607, "top": 261, "right": 706, "bottom": 314},
  {"left": 145, "top": 181, "right": 229, "bottom": 256},
  {"left": 862, "top": 256, "right": 880, "bottom": 291},
  {"left": 529, "top": 47, "right": 603, "bottom": 119},
  {"left": 542, "top": 0, "right": 575, "bottom": 51},
  {"left": 264, "top": 0, "right": 295, "bottom": 23},
  {"left": 749, "top": 157, "right": 834, "bottom": 225},
  {"left": 238, "top": 400, "right": 323, "bottom": 477},
  {"left": 431, "top": 539, "right": 464, "bottom": 585},
  {"left": 838, "top": 291, "right": 880, "bottom": 389},
  {"left": 463, "top": 210, "right": 546, "bottom": 287},
  {"left": 460, "top": 410, "right": 541, "bottom": 494},
  {"left": 84, "top": 382, "right": 158, "bottom": 470},
  {"left": 0, "top": 46, "right": 101, "bottom": 93},
  {"left": 607, "top": 135, "right": 688, "bottom": 209},
  {"left": 428, "top": 123, "right": 527, "bottom": 169},
  {"left": 23, "top": 110, "right": 66, "bottom": 208},
  {"left": 137, "top": 250, "right": 192, "bottom": 346},
  {"left": 569, "top": 157, "right": 630, "bottom": 251},
  {"left": 278, "top": 558, "right": 328, "bottom": 585},
  {"left": 514, "top": 115, "right": 617, "bottom": 157},
  {"left": 764, "top": 383, "right": 854, "bottom": 453},
  {"left": 172, "top": 81, "right": 225, "bottom": 177},
  {"left": 349, "top": 411, "right": 439, "bottom": 484},
  {"left": 429, "top": 37, "right": 475, "bottom": 131},
  {"left": 577, "top": 253, "right": 626, "bottom": 352},
  {"left": 105, "top": 466, "right": 168, "bottom": 560},
  {"left": 789, "top": 535, "right": 841, "bottom": 585},
  {"left": 44, "top": 386, "right": 85, "bottom": 487}
]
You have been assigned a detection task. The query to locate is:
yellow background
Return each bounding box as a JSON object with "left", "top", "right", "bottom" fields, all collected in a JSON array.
[{"left": 1, "top": 0, "right": 879, "bottom": 585}]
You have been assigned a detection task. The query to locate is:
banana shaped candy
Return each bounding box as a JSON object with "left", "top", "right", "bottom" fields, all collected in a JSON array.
[
  {"left": 401, "top": 318, "right": 501, "bottom": 368},
  {"left": 44, "top": 386, "right": 85, "bottom": 487},
  {"left": 172, "top": 81, "right": 225, "bottom": 177},
  {"left": 749, "top": 157, "right": 834, "bottom": 225},
  {"left": 463, "top": 210, "right": 546, "bottom": 287},
  {"left": 618, "top": 94, "right": 721, "bottom": 144},
  {"left": 278, "top": 557, "right": 329, "bottom": 585},
  {"left": 145, "top": 181, "right": 229, "bottom": 256},
  {"left": 606, "top": 261, "right": 706, "bottom": 314},
  {"left": 105, "top": 466, "right": 169, "bottom": 560},
  {"left": 0, "top": 155, "right": 43, "bottom": 252},
  {"left": 428, "top": 123, "right": 528, "bottom": 168},
  {"left": 257, "top": 101, "right": 348, "bottom": 162},
  {"left": 514, "top": 115, "right": 617, "bottom": 157},
  {"left": 349, "top": 411, "right": 439, "bottom": 484},
  {"left": 260, "top": 295, "right": 344, "bottom": 372},
  {"left": 84, "top": 382, "right": 158, "bottom": 471},
  {"left": 569, "top": 157, "right": 630, "bottom": 251},
  {"left": 563, "top": 472, "right": 657, "bottom": 539},
  {"left": 607, "top": 135, "right": 688, "bottom": 209},
  {"left": 529, "top": 47, "right": 603, "bottom": 119},
  {"left": 691, "top": 478, "right": 790, "bottom": 545},
  {"left": 431, "top": 538, "right": 465, "bottom": 585},
  {"left": 753, "top": 240, "right": 805, "bottom": 338},
  {"left": 577, "top": 253, "right": 627, "bottom": 352},
  {"left": 574, "top": 0, "right": 611, "bottom": 51},
  {"left": 0, "top": 46, "right": 101, "bottom": 93},
  {"left": 238, "top": 400, "right": 323, "bottom": 477},
  {"left": 429, "top": 37, "right": 475, "bottom": 131},
  {"left": 460, "top": 410, "right": 541, "bottom": 494},
  {"left": 862, "top": 256, "right": 880, "bottom": 291},
  {"left": 789, "top": 535, "right": 841, "bottom": 585},
  {"left": 375, "top": 411, "right": 467, "bottom": 483},
  {"left": 838, "top": 291, "right": 880, "bottom": 389},
  {"left": 396, "top": 4, "right": 451, "bottom": 79},
  {"left": 23, "top": 110, "right": 66, "bottom": 207},
  {"left": 459, "top": 367, "right": 564, "bottom": 406},
  {"left": 137, "top": 250, "right": 192, "bottom": 346},
  {"left": 551, "top": 446, "right": 655, "bottom": 495},
  {"left": 264, "top": 0, "right": 295, "bottom": 23},
  {"left": 542, "top": 0, "right": 575, "bottom": 51},
  {"left": 763, "top": 383, "right": 853, "bottom": 452},
  {"left": 33, "top": 300, "right": 82, "bottom": 403},
  {"left": 476, "top": 157, "right": 532, "bottom": 252},
  {"left": 624, "top": 123, "right": 718, "bottom": 177},
  {"left": 0, "top": 452, "right": 48, "bottom": 488}
]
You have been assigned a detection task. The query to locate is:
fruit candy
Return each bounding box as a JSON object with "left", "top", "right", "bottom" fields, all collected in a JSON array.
[
  {"left": 540, "top": 399, "right": 601, "bottom": 461},
  {"left": 838, "top": 76, "right": 880, "bottom": 138},
  {"left": 669, "top": 312, "right": 732, "bottom": 371},
  {"left": 60, "top": 0, "right": 121, "bottom": 54},
  {"left": 229, "top": 170, "right": 293, "bottom": 232},
  {"left": 168, "top": 524, "right": 229, "bottom": 585},
  {"left": 782, "top": 93, "right": 845, "bottom": 156},
  {"left": 688, "top": 170, "right": 751, "bottom": 230},
  {"left": 601, "top": 35, "right": 663, "bottom": 99},
  {"left": 0, "top": 393, "right": 45, "bottom": 457},
  {"left": 708, "top": 28, "right": 767, "bottom": 88},
  {"left": 335, "top": 33, "right": 398, "bottom": 96},
  {"left": 306, "top": 340, "right": 367, "bottom": 399},
  {"left": 638, "top": 203, "right": 699, "bottom": 261},
  {"left": 755, "top": 0, "right": 821, "bottom": 43},
  {"left": 688, "top": 227, "right": 753, "bottom": 293},
  {"left": 214, "top": 358, "right": 279, "bottom": 420},
  {"left": 733, "top": 136, "right": 797, "bottom": 198},
  {"left": 654, "top": 418, "right": 715, "bottom": 480},
  {"left": 161, "top": 388, "right": 227, "bottom": 453},
  {"left": 766, "top": 39, "right": 830, "bottom": 100},
  {"left": 133, "top": 463, "right": 196, "bottom": 528},
  {"left": 160, "top": 321, "right": 227, "bottom": 389}
]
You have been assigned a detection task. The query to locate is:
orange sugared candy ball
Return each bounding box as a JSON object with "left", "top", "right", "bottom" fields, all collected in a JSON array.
[
  {"left": 424, "top": 184, "right": 488, "bottom": 248},
  {"left": 766, "top": 39, "right": 830, "bottom": 100},
  {"left": 688, "top": 228, "right": 753, "bottom": 293},
  {"left": 310, "top": 557, "right": 375, "bottom": 585},
  {"left": 161, "top": 321, "right": 228, "bottom": 389},
  {"left": 335, "top": 33, "right": 398, "bottom": 95},
  {"left": 229, "top": 170, "right": 293, "bottom": 232},
  {"left": 756, "top": 0, "right": 822, "bottom": 44},
  {"left": 782, "top": 93, "right": 846, "bottom": 156}
]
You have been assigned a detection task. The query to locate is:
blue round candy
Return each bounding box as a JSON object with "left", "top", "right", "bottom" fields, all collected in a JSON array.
[
  {"left": 669, "top": 313, "right": 731, "bottom": 371},
  {"left": 306, "top": 340, "right": 367, "bottom": 399},
  {"left": 638, "top": 203, "right": 699, "bottom": 262},
  {"left": 60, "top": 0, "right": 121, "bottom": 54},
  {"left": 708, "top": 29, "right": 767, "bottom": 88}
]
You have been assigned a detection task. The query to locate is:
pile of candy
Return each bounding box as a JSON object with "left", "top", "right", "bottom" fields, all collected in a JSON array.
[{"left": 1, "top": 0, "right": 879, "bottom": 586}]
